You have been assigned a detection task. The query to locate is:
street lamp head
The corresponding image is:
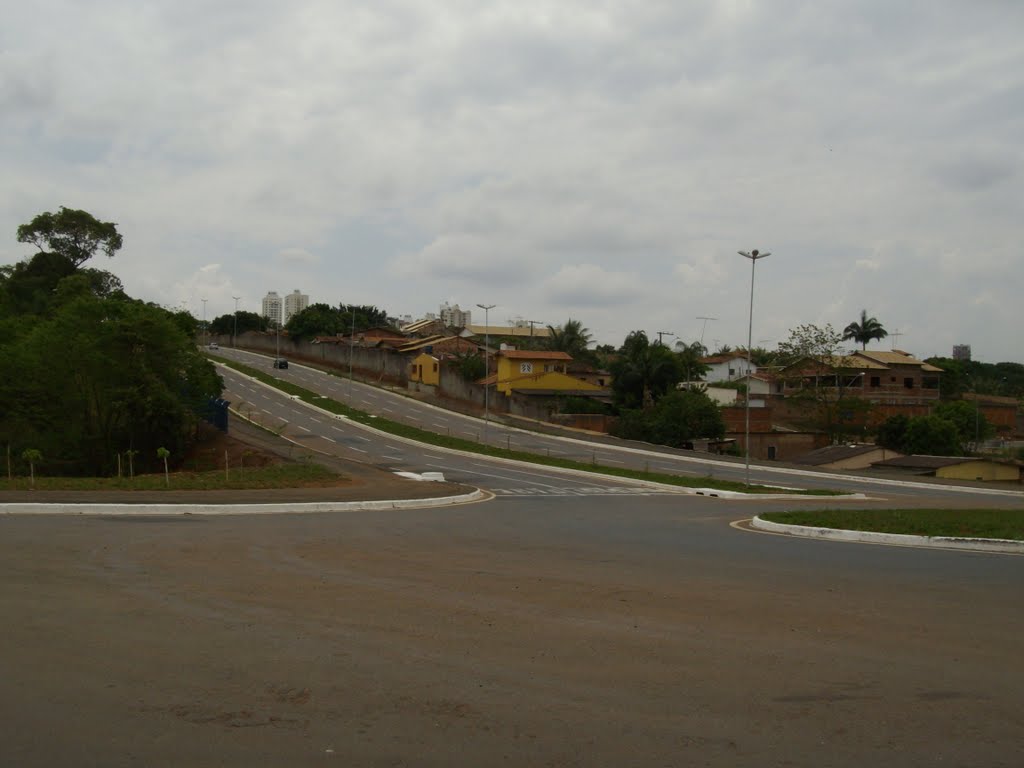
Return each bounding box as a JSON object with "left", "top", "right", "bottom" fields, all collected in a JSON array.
[{"left": 739, "top": 250, "right": 771, "bottom": 261}]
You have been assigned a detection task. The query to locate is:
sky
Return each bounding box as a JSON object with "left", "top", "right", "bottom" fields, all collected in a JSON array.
[{"left": 2, "top": 1, "right": 1022, "bottom": 362}]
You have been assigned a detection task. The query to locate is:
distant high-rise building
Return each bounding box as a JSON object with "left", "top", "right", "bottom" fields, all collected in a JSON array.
[
  {"left": 952, "top": 344, "right": 972, "bottom": 361},
  {"left": 262, "top": 291, "right": 283, "bottom": 328},
  {"left": 284, "top": 289, "right": 309, "bottom": 324},
  {"left": 440, "top": 302, "right": 471, "bottom": 328}
]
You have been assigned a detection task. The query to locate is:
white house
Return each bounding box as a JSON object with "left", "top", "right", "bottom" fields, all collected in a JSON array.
[{"left": 701, "top": 354, "right": 757, "bottom": 383}]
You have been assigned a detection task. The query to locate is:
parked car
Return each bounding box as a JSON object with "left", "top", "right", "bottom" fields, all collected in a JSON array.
[
  {"left": 208, "top": 342, "right": 219, "bottom": 350},
  {"left": 272, "top": 358, "right": 288, "bottom": 369}
]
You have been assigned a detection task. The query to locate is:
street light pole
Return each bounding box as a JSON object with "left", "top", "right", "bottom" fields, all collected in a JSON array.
[
  {"left": 232, "top": 296, "right": 240, "bottom": 347},
  {"left": 477, "top": 303, "right": 496, "bottom": 441},
  {"left": 738, "top": 249, "right": 770, "bottom": 486},
  {"left": 348, "top": 306, "right": 356, "bottom": 396},
  {"left": 201, "top": 298, "right": 208, "bottom": 347}
]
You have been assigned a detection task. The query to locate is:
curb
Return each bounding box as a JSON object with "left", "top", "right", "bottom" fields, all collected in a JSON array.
[
  {"left": 0, "top": 489, "right": 489, "bottom": 516},
  {"left": 751, "top": 515, "right": 1024, "bottom": 554}
]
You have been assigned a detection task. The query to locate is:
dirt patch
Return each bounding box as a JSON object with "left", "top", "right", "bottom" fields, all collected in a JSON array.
[{"left": 178, "top": 421, "right": 286, "bottom": 472}]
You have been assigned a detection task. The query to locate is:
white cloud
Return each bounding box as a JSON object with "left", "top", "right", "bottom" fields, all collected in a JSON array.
[{"left": 1, "top": 0, "right": 1022, "bottom": 361}]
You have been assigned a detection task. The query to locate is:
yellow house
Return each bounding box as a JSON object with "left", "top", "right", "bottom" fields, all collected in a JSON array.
[
  {"left": 936, "top": 459, "right": 1021, "bottom": 483},
  {"left": 493, "top": 350, "right": 605, "bottom": 397},
  {"left": 409, "top": 352, "right": 440, "bottom": 386}
]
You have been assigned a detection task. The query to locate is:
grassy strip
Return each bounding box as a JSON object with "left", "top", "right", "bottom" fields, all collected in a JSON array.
[
  {"left": 219, "top": 357, "right": 841, "bottom": 496},
  {"left": 1, "top": 463, "right": 340, "bottom": 492},
  {"left": 761, "top": 509, "right": 1024, "bottom": 541}
]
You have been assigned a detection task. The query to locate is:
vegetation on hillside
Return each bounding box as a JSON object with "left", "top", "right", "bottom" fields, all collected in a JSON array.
[{"left": 1, "top": 209, "right": 222, "bottom": 476}]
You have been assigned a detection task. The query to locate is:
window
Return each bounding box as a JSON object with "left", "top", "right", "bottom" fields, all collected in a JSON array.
[
  {"left": 520, "top": 362, "right": 533, "bottom": 374},
  {"left": 432, "top": 363, "right": 438, "bottom": 372},
  {"left": 904, "top": 378, "right": 914, "bottom": 389},
  {"left": 870, "top": 376, "right": 880, "bottom": 388}
]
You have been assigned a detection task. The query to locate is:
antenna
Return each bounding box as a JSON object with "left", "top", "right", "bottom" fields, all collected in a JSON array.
[
  {"left": 696, "top": 316, "right": 717, "bottom": 348},
  {"left": 890, "top": 328, "right": 904, "bottom": 349},
  {"left": 656, "top": 331, "right": 676, "bottom": 346}
]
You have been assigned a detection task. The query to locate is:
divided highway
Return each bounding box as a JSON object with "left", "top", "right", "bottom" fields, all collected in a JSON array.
[{"left": 214, "top": 348, "right": 1023, "bottom": 504}]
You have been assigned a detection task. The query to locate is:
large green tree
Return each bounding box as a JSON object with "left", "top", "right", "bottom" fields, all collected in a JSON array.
[
  {"left": 610, "top": 390, "right": 725, "bottom": 447},
  {"left": 609, "top": 331, "right": 684, "bottom": 409},
  {"left": 16, "top": 207, "right": 123, "bottom": 268},
  {"left": 842, "top": 309, "right": 888, "bottom": 350},
  {"left": 1, "top": 209, "right": 222, "bottom": 476}
]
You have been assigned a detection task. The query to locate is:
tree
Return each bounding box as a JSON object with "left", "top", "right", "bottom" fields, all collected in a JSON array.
[
  {"left": 610, "top": 390, "right": 724, "bottom": 447},
  {"left": 21, "top": 448, "right": 41, "bottom": 487},
  {"left": 674, "top": 341, "right": 709, "bottom": 382},
  {"left": 452, "top": 351, "right": 486, "bottom": 381},
  {"left": 210, "top": 310, "right": 262, "bottom": 336},
  {"left": 17, "top": 207, "right": 123, "bottom": 268},
  {"left": 876, "top": 414, "right": 910, "bottom": 450},
  {"left": 286, "top": 303, "right": 344, "bottom": 341},
  {"left": 609, "top": 331, "right": 684, "bottom": 410},
  {"left": 842, "top": 309, "right": 888, "bottom": 350},
  {"left": 902, "top": 415, "right": 961, "bottom": 456},
  {"left": 157, "top": 447, "right": 170, "bottom": 486},
  {"left": 777, "top": 323, "right": 843, "bottom": 366},
  {"left": 933, "top": 400, "right": 993, "bottom": 453},
  {"left": 546, "top": 319, "right": 593, "bottom": 362}
]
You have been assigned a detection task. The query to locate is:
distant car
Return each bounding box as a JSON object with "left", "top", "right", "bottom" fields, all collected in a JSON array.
[
  {"left": 208, "top": 342, "right": 219, "bottom": 350},
  {"left": 272, "top": 358, "right": 288, "bottom": 369}
]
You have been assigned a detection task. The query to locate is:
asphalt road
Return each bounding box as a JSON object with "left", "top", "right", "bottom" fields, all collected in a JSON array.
[
  {"left": 2, "top": 493, "right": 1021, "bottom": 767},
  {"left": 215, "top": 349, "right": 1024, "bottom": 504},
  {"left": 1, "top": 350, "right": 1021, "bottom": 766}
]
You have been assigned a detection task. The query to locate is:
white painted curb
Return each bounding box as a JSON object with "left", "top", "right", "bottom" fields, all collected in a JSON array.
[
  {"left": 0, "top": 489, "right": 488, "bottom": 516},
  {"left": 751, "top": 516, "right": 1024, "bottom": 554}
]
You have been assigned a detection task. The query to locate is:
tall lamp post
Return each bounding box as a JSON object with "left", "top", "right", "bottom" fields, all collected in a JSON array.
[
  {"left": 232, "top": 296, "right": 241, "bottom": 347},
  {"left": 738, "top": 249, "right": 770, "bottom": 486},
  {"left": 476, "top": 303, "right": 496, "bottom": 441}
]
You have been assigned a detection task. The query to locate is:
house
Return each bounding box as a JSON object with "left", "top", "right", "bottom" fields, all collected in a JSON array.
[
  {"left": 701, "top": 353, "right": 757, "bottom": 383},
  {"left": 490, "top": 350, "right": 607, "bottom": 399},
  {"left": 395, "top": 335, "right": 481, "bottom": 358},
  {"left": 871, "top": 455, "right": 1021, "bottom": 482},
  {"left": 409, "top": 352, "right": 440, "bottom": 386},
  {"left": 778, "top": 349, "right": 941, "bottom": 409},
  {"left": 794, "top": 444, "right": 904, "bottom": 470}
]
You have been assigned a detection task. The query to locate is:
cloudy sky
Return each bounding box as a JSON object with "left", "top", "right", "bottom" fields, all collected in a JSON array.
[{"left": 2, "top": 1, "right": 1022, "bottom": 361}]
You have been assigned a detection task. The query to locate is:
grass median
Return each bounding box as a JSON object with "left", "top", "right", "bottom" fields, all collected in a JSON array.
[
  {"left": 218, "top": 356, "right": 842, "bottom": 496},
  {"left": 1, "top": 463, "right": 339, "bottom": 492},
  {"left": 761, "top": 508, "right": 1024, "bottom": 541}
]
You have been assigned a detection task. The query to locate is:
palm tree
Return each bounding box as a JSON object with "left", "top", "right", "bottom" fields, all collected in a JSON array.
[
  {"left": 546, "top": 319, "right": 593, "bottom": 360},
  {"left": 610, "top": 331, "right": 684, "bottom": 409},
  {"left": 842, "top": 310, "right": 888, "bottom": 350}
]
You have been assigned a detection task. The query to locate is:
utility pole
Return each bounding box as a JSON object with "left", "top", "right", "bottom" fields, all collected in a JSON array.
[
  {"left": 656, "top": 331, "right": 675, "bottom": 346},
  {"left": 526, "top": 320, "right": 545, "bottom": 338},
  {"left": 232, "top": 296, "right": 240, "bottom": 347},
  {"left": 201, "top": 298, "right": 208, "bottom": 347}
]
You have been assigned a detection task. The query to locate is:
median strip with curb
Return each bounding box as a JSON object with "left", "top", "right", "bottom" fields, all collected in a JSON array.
[
  {"left": 0, "top": 489, "right": 489, "bottom": 516},
  {"left": 751, "top": 515, "right": 1024, "bottom": 554}
]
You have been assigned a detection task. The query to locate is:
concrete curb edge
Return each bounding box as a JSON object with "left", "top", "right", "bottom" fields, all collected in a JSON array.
[
  {"left": 0, "top": 489, "right": 489, "bottom": 516},
  {"left": 751, "top": 515, "right": 1024, "bottom": 554}
]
